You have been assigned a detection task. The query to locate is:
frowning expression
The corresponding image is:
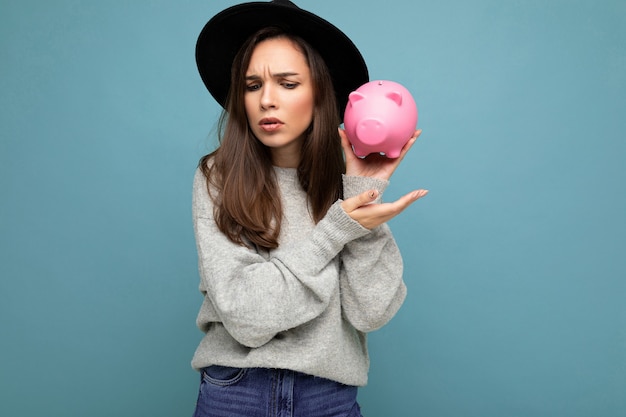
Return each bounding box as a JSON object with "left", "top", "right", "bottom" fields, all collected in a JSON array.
[{"left": 244, "top": 37, "right": 314, "bottom": 167}]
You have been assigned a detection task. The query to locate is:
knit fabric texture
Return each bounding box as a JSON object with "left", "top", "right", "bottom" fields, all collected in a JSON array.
[{"left": 191, "top": 165, "right": 407, "bottom": 386}]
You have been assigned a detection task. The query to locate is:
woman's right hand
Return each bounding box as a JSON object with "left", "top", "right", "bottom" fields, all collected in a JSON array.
[{"left": 341, "top": 188, "right": 428, "bottom": 230}]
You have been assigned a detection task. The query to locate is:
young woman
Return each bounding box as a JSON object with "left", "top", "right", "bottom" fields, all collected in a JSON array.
[{"left": 191, "top": 2, "right": 427, "bottom": 416}]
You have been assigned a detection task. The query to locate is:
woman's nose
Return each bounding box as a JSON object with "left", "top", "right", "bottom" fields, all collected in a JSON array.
[{"left": 260, "top": 85, "right": 277, "bottom": 110}]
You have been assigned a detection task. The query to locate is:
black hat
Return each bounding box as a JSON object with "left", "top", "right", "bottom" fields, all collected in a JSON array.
[{"left": 195, "top": 0, "right": 369, "bottom": 117}]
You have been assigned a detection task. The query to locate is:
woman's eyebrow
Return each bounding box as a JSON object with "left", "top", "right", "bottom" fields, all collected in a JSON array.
[
  {"left": 245, "top": 72, "right": 300, "bottom": 81},
  {"left": 272, "top": 71, "right": 300, "bottom": 78}
]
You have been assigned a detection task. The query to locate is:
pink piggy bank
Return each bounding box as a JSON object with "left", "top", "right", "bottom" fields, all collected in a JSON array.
[{"left": 343, "top": 80, "right": 418, "bottom": 158}]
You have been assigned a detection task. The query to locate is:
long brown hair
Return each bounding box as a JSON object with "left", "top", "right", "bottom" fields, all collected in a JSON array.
[{"left": 199, "top": 27, "right": 344, "bottom": 250}]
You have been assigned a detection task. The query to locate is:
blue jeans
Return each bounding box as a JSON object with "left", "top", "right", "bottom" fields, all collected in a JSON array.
[{"left": 193, "top": 366, "right": 363, "bottom": 417}]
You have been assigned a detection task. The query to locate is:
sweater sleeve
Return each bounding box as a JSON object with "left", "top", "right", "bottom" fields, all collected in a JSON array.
[
  {"left": 192, "top": 169, "right": 370, "bottom": 348},
  {"left": 339, "top": 175, "right": 407, "bottom": 332}
]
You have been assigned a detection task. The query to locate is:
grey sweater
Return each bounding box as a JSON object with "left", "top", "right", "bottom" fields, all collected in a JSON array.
[{"left": 191, "top": 166, "right": 407, "bottom": 386}]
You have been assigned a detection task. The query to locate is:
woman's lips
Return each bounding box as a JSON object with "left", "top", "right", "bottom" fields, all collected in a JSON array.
[{"left": 259, "top": 118, "right": 284, "bottom": 132}]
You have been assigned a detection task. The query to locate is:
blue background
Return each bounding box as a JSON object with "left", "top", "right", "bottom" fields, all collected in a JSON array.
[{"left": 1, "top": 0, "right": 625, "bottom": 416}]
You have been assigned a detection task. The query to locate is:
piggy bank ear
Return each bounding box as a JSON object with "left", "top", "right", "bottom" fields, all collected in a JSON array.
[
  {"left": 348, "top": 91, "right": 366, "bottom": 106},
  {"left": 386, "top": 91, "right": 403, "bottom": 106}
]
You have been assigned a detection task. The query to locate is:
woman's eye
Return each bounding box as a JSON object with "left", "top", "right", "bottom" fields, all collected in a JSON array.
[
  {"left": 246, "top": 84, "right": 261, "bottom": 91},
  {"left": 282, "top": 82, "right": 298, "bottom": 89}
]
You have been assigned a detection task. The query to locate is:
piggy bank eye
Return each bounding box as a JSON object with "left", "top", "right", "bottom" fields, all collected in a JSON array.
[{"left": 386, "top": 91, "right": 403, "bottom": 106}]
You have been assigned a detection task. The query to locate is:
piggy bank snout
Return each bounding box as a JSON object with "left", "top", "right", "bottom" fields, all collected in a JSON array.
[{"left": 356, "top": 118, "right": 388, "bottom": 145}]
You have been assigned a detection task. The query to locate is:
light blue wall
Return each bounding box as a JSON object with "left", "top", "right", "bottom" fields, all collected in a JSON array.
[{"left": 1, "top": 1, "right": 624, "bottom": 416}]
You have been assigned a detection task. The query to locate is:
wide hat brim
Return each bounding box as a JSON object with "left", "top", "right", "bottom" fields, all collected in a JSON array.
[{"left": 195, "top": 0, "right": 369, "bottom": 118}]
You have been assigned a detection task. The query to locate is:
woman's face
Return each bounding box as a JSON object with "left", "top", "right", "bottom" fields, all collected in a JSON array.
[{"left": 244, "top": 37, "right": 314, "bottom": 167}]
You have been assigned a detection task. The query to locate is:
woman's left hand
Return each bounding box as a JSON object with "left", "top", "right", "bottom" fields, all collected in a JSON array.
[{"left": 338, "top": 128, "right": 421, "bottom": 181}]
